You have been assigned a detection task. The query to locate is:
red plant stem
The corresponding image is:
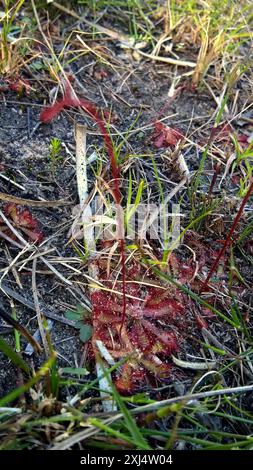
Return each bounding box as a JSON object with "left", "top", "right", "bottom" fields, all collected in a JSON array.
[
  {"left": 152, "top": 86, "right": 183, "bottom": 124},
  {"left": 119, "top": 238, "right": 127, "bottom": 333},
  {"left": 77, "top": 105, "right": 127, "bottom": 332},
  {"left": 201, "top": 180, "right": 253, "bottom": 292},
  {"left": 208, "top": 163, "right": 221, "bottom": 198},
  {"left": 40, "top": 83, "right": 126, "bottom": 332}
]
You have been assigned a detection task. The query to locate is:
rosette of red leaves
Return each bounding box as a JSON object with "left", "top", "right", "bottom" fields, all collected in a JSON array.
[
  {"left": 0, "top": 203, "right": 44, "bottom": 243},
  {"left": 151, "top": 122, "right": 184, "bottom": 148},
  {"left": 90, "top": 247, "right": 218, "bottom": 394},
  {"left": 0, "top": 76, "right": 30, "bottom": 95}
]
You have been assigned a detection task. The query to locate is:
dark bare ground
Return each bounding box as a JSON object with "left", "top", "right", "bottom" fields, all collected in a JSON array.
[
  {"left": 0, "top": 69, "right": 213, "bottom": 382},
  {"left": 0, "top": 63, "right": 251, "bottom": 385}
]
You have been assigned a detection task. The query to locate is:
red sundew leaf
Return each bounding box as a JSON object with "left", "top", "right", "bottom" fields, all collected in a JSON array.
[
  {"left": 114, "top": 364, "right": 146, "bottom": 395},
  {"left": 195, "top": 314, "right": 208, "bottom": 329},
  {"left": 184, "top": 83, "right": 198, "bottom": 93},
  {"left": 67, "top": 73, "right": 75, "bottom": 83},
  {"left": 141, "top": 320, "right": 178, "bottom": 353},
  {"left": 178, "top": 263, "right": 196, "bottom": 283},
  {"left": 127, "top": 260, "right": 142, "bottom": 278},
  {"left": 40, "top": 100, "right": 66, "bottom": 122},
  {"left": 8, "top": 78, "right": 31, "bottom": 94},
  {"left": 4, "top": 204, "right": 36, "bottom": 228},
  {"left": 142, "top": 298, "right": 185, "bottom": 319},
  {"left": 3, "top": 203, "right": 44, "bottom": 243},
  {"left": 0, "top": 77, "right": 31, "bottom": 95},
  {"left": 93, "top": 68, "right": 108, "bottom": 81},
  {"left": 19, "top": 227, "right": 44, "bottom": 243},
  {"left": 237, "top": 134, "right": 250, "bottom": 146},
  {"left": 152, "top": 122, "right": 184, "bottom": 148},
  {"left": 125, "top": 282, "right": 141, "bottom": 299},
  {"left": 5, "top": 204, "right": 31, "bottom": 227},
  {"left": 141, "top": 355, "right": 172, "bottom": 378},
  {"left": 209, "top": 124, "right": 250, "bottom": 150},
  {"left": 231, "top": 175, "right": 240, "bottom": 185},
  {"left": 154, "top": 131, "right": 167, "bottom": 148},
  {"left": 91, "top": 291, "right": 123, "bottom": 322},
  {"left": 129, "top": 323, "right": 155, "bottom": 353}
]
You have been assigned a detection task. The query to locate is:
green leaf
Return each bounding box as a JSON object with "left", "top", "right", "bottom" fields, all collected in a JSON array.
[
  {"left": 88, "top": 417, "right": 139, "bottom": 447},
  {"left": 79, "top": 324, "right": 93, "bottom": 343},
  {"left": 123, "top": 393, "right": 156, "bottom": 405},
  {"left": 64, "top": 310, "right": 82, "bottom": 321},
  {"left": 64, "top": 304, "right": 89, "bottom": 322},
  {"left": 0, "top": 336, "right": 30, "bottom": 375},
  {"left": 60, "top": 367, "right": 89, "bottom": 376},
  {"left": 76, "top": 303, "right": 88, "bottom": 314}
]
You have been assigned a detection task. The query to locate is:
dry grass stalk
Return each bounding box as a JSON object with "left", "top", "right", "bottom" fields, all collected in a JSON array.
[{"left": 75, "top": 123, "right": 117, "bottom": 413}]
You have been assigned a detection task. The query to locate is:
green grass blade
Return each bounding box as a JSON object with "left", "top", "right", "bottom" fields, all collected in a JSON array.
[
  {"left": 0, "top": 353, "right": 56, "bottom": 406},
  {"left": 102, "top": 367, "right": 151, "bottom": 450},
  {"left": 88, "top": 417, "right": 138, "bottom": 447},
  {"left": 0, "top": 336, "right": 30, "bottom": 375}
]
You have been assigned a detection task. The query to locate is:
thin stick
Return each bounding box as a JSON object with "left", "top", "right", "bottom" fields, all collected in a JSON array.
[
  {"left": 75, "top": 124, "right": 96, "bottom": 253},
  {"left": 75, "top": 124, "right": 116, "bottom": 413},
  {"left": 32, "top": 258, "right": 50, "bottom": 357},
  {"left": 1, "top": 282, "right": 77, "bottom": 327},
  {"left": 201, "top": 181, "right": 253, "bottom": 291},
  {"left": 51, "top": 383, "right": 253, "bottom": 450},
  {"left": 0, "top": 209, "right": 28, "bottom": 246},
  {"left": 53, "top": 1, "right": 196, "bottom": 68},
  {"left": 0, "top": 191, "right": 71, "bottom": 207},
  {"left": 131, "top": 383, "right": 253, "bottom": 414},
  {"left": 0, "top": 304, "right": 42, "bottom": 353}
]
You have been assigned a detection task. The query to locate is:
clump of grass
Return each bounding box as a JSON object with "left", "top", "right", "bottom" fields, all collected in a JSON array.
[
  {"left": 0, "top": 0, "right": 28, "bottom": 74},
  {"left": 169, "top": 0, "right": 253, "bottom": 84}
]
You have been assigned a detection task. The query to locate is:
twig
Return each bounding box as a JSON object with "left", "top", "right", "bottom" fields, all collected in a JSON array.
[
  {"left": 0, "top": 303, "right": 42, "bottom": 353},
  {"left": 0, "top": 283, "right": 77, "bottom": 327},
  {"left": 0, "top": 208, "right": 28, "bottom": 247},
  {"left": 75, "top": 124, "right": 96, "bottom": 253},
  {"left": 0, "top": 242, "right": 30, "bottom": 285},
  {"left": 52, "top": 1, "right": 196, "bottom": 68},
  {"left": 131, "top": 384, "right": 253, "bottom": 414},
  {"left": 0, "top": 191, "right": 71, "bottom": 207},
  {"left": 201, "top": 180, "right": 253, "bottom": 291},
  {"left": 171, "top": 355, "right": 216, "bottom": 370},
  {"left": 41, "top": 256, "right": 73, "bottom": 286},
  {"left": 51, "top": 384, "right": 253, "bottom": 450},
  {"left": 32, "top": 258, "right": 50, "bottom": 357},
  {"left": 75, "top": 124, "right": 116, "bottom": 413},
  {"left": 4, "top": 246, "right": 23, "bottom": 289},
  {"left": 136, "top": 49, "right": 196, "bottom": 68}
]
